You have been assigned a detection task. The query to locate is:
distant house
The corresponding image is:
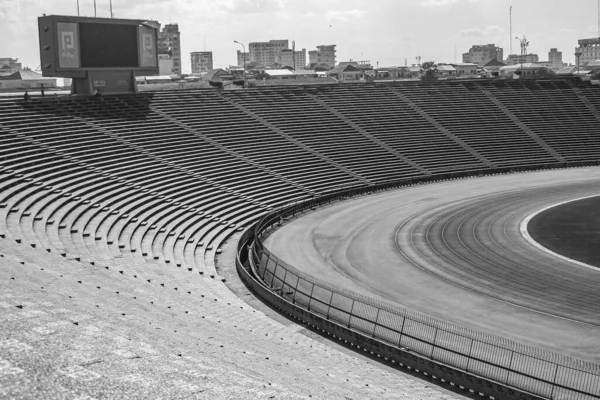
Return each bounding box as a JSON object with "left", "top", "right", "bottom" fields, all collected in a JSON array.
[
  {"left": 0, "top": 70, "right": 56, "bottom": 90},
  {"left": 450, "top": 63, "right": 478, "bottom": 77},
  {"left": 264, "top": 69, "right": 295, "bottom": 79},
  {"left": 203, "top": 68, "right": 233, "bottom": 82},
  {"left": 483, "top": 59, "right": 506, "bottom": 75},
  {"left": 436, "top": 64, "right": 457, "bottom": 79},
  {"left": 499, "top": 63, "right": 553, "bottom": 78},
  {"left": 375, "top": 66, "right": 420, "bottom": 80},
  {"left": 326, "top": 64, "right": 365, "bottom": 82},
  {"left": 136, "top": 75, "right": 174, "bottom": 85}
]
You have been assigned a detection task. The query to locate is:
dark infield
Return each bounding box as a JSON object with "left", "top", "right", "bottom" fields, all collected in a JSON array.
[{"left": 528, "top": 195, "right": 600, "bottom": 268}]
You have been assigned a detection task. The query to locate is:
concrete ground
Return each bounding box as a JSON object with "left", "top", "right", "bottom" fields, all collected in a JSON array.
[
  {"left": 265, "top": 168, "right": 600, "bottom": 365},
  {"left": 0, "top": 207, "right": 468, "bottom": 399}
]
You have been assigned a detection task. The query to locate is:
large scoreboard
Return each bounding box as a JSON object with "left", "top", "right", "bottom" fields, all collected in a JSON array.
[{"left": 38, "top": 15, "right": 159, "bottom": 94}]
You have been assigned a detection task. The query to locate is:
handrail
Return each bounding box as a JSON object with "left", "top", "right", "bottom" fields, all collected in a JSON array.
[{"left": 239, "top": 163, "right": 600, "bottom": 400}]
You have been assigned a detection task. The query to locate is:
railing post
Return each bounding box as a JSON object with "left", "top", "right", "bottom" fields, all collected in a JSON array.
[
  {"left": 325, "top": 291, "right": 334, "bottom": 319},
  {"left": 348, "top": 300, "right": 355, "bottom": 328},
  {"left": 260, "top": 253, "right": 269, "bottom": 280},
  {"left": 397, "top": 316, "right": 406, "bottom": 347},
  {"left": 550, "top": 364, "right": 559, "bottom": 400},
  {"left": 270, "top": 262, "right": 278, "bottom": 288},
  {"left": 431, "top": 328, "right": 438, "bottom": 359},
  {"left": 281, "top": 269, "right": 288, "bottom": 295},
  {"left": 466, "top": 338, "right": 474, "bottom": 372},
  {"left": 505, "top": 350, "right": 515, "bottom": 384},
  {"left": 291, "top": 277, "right": 300, "bottom": 304},
  {"left": 306, "top": 284, "right": 315, "bottom": 311},
  {"left": 372, "top": 308, "right": 380, "bottom": 338}
]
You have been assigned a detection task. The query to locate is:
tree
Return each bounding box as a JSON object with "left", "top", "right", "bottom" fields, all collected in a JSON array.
[{"left": 421, "top": 61, "right": 438, "bottom": 83}]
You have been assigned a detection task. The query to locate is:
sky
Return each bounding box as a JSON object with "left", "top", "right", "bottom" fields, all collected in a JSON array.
[{"left": 1, "top": 0, "right": 599, "bottom": 73}]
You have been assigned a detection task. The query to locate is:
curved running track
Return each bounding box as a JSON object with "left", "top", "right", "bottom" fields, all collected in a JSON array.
[{"left": 264, "top": 168, "right": 600, "bottom": 364}]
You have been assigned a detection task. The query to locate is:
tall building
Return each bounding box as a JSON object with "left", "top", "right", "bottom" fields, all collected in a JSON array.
[
  {"left": 279, "top": 48, "right": 306, "bottom": 70},
  {"left": 462, "top": 44, "right": 503, "bottom": 67},
  {"left": 308, "top": 45, "right": 336, "bottom": 69},
  {"left": 190, "top": 51, "right": 213, "bottom": 74},
  {"left": 248, "top": 40, "right": 289, "bottom": 66},
  {"left": 548, "top": 48, "right": 564, "bottom": 69},
  {"left": 237, "top": 50, "right": 250, "bottom": 67},
  {"left": 158, "top": 24, "right": 182, "bottom": 75},
  {"left": 505, "top": 53, "right": 539, "bottom": 65},
  {"left": 575, "top": 38, "right": 600, "bottom": 64}
]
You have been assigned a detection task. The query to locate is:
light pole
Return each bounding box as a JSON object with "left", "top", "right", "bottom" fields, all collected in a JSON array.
[
  {"left": 515, "top": 35, "right": 529, "bottom": 78},
  {"left": 234, "top": 40, "right": 246, "bottom": 87},
  {"left": 575, "top": 52, "right": 583, "bottom": 76}
]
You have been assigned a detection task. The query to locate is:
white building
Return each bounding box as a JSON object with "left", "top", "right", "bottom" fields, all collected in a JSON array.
[
  {"left": 237, "top": 50, "right": 250, "bottom": 67},
  {"left": 548, "top": 48, "right": 565, "bottom": 69},
  {"left": 505, "top": 53, "right": 539, "bottom": 65},
  {"left": 158, "top": 54, "right": 174, "bottom": 75},
  {"left": 450, "top": 63, "right": 478, "bottom": 77},
  {"left": 0, "top": 70, "right": 56, "bottom": 90},
  {"left": 462, "top": 44, "right": 503, "bottom": 67},
  {"left": 0, "top": 58, "right": 22, "bottom": 73},
  {"left": 575, "top": 38, "right": 600, "bottom": 65},
  {"left": 309, "top": 45, "right": 336, "bottom": 69},
  {"left": 190, "top": 51, "right": 213, "bottom": 74},
  {"left": 249, "top": 40, "right": 289, "bottom": 66},
  {"left": 279, "top": 48, "right": 306, "bottom": 70}
]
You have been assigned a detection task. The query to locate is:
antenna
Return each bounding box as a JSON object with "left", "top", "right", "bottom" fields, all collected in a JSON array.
[{"left": 509, "top": 6, "right": 512, "bottom": 55}]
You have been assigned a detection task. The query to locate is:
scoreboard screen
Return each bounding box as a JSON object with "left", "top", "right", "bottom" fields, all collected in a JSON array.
[
  {"left": 38, "top": 15, "right": 159, "bottom": 77},
  {"left": 79, "top": 23, "right": 139, "bottom": 68}
]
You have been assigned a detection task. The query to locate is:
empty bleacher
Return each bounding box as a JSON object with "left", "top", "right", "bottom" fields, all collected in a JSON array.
[{"left": 1, "top": 78, "right": 600, "bottom": 398}]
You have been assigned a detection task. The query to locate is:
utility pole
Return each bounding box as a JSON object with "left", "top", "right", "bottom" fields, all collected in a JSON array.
[
  {"left": 110, "top": 0, "right": 113, "bottom": 18},
  {"left": 77, "top": 0, "right": 80, "bottom": 16},
  {"left": 292, "top": 40, "right": 296, "bottom": 71},
  {"left": 575, "top": 52, "right": 583, "bottom": 76},
  {"left": 509, "top": 6, "right": 512, "bottom": 55},
  {"left": 94, "top": 0, "right": 97, "bottom": 17}
]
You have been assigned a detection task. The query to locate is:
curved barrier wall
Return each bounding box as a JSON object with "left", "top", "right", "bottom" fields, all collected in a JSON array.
[{"left": 237, "top": 167, "right": 600, "bottom": 400}]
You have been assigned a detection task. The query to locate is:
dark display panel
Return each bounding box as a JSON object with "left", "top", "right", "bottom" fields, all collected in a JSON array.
[{"left": 79, "top": 23, "right": 138, "bottom": 68}]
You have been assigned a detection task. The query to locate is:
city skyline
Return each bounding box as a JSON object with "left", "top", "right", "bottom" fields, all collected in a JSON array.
[{"left": 1, "top": 0, "right": 599, "bottom": 73}]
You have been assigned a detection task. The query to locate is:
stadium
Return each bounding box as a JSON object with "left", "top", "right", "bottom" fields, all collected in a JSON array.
[
  {"left": 1, "top": 14, "right": 600, "bottom": 399},
  {"left": 1, "top": 75, "right": 600, "bottom": 399}
]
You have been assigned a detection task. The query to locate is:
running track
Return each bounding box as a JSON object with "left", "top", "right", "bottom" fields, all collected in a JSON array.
[{"left": 264, "top": 168, "right": 600, "bottom": 364}]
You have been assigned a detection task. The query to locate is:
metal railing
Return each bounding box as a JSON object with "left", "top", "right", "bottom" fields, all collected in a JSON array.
[{"left": 241, "top": 166, "right": 600, "bottom": 400}]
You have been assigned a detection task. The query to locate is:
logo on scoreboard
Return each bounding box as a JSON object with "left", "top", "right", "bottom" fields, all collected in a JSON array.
[{"left": 57, "top": 22, "right": 80, "bottom": 68}]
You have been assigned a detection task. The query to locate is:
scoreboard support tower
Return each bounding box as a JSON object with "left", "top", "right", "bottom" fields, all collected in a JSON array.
[{"left": 38, "top": 15, "right": 159, "bottom": 95}]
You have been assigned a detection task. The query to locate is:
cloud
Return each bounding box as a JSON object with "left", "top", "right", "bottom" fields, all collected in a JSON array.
[
  {"left": 459, "top": 25, "right": 505, "bottom": 38},
  {"left": 558, "top": 28, "right": 578, "bottom": 35},
  {"left": 421, "top": 0, "right": 477, "bottom": 7},
  {"left": 0, "top": 0, "right": 24, "bottom": 34},
  {"left": 208, "top": 0, "right": 286, "bottom": 14},
  {"left": 326, "top": 9, "right": 366, "bottom": 22}
]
